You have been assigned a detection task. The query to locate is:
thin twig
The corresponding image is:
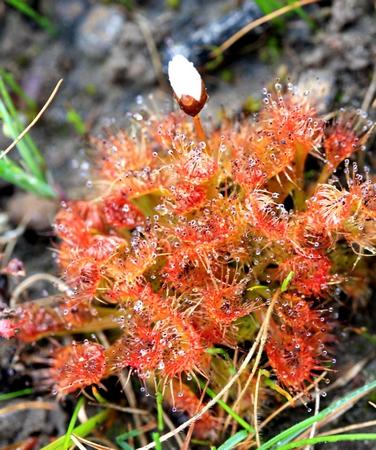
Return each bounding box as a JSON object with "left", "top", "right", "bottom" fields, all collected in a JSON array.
[
  {"left": 0, "top": 79, "right": 63, "bottom": 160},
  {"left": 181, "top": 380, "right": 209, "bottom": 450},
  {"left": 259, "top": 371, "right": 328, "bottom": 431},
  {"left": 361, "top": 64, "right": 376, "bottom": 112},
  {"left": 213, "top": 0, "right": 320, "bottom": 56},
  {"left": 97, "top": 331, "right": 148, "bottom": 447},
  {"left": 87, "top": 402, "right": 147, "bottom": 415},
  {"left": 254, "top": 369, "right": 262, "bottom": 447},
  {"left": 228, "top": 302, "right": 273, "bottom": 421},
  {"left": 136, "top": 290, "right": 279, "bottom": 450},
  {"left": 0, "top": 401, "right": 56, "bottom": 416},
  {"left": 295, "top": 384, "right": 376, "bottom": 441},
  {"left": 134, "top": 14, "right": 167, "bottom": 90},
  {"left": 224, "top": 296, "right": 278, "bottom": 433},
  {"left": 72, "top": 434, "right": 115, "bottom": 450},
  {"left": 304, "top": 384, "right": 321, "bottom": 450},
  {"left": 162, "top": 411, "right": 185, "bottom": 448},
  {"left": 316, "top": 419, "right": 376, "bottom": 438},
  {"left": 70, "top": 434, "right": 88, "bottom": 450},
  {"left": 10, "top": 273, "right": 69, "bottom": 307},
  {"left": 0, "top": 215, "right": 29, "bottom": 267},
  {"left": 117, "top": 371, "right": 148, "bottom": 447},
  {"left": 0, "top": 218, "right": 28, "bottom": 246},
  {"left": 326, "top": 357, "right": 371, "bottom": 393}
]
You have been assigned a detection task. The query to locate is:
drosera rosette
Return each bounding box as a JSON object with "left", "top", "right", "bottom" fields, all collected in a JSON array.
[{"left": 0, "top": 54, "right": 375, "bottom": 446}]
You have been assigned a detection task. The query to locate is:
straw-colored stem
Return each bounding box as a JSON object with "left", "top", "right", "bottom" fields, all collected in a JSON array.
[{"left": 193, "top": 114, "right": 206, "bottom": 142}]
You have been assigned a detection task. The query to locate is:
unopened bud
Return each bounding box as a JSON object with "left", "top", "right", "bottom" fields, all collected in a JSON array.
[{"left": 168, "top": 54, "right": 208, "bottom": 117}]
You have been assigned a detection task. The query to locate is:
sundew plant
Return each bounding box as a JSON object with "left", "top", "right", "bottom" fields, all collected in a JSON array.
[{"left": 0, "top": 55, "right": 375, "bottom": 448}]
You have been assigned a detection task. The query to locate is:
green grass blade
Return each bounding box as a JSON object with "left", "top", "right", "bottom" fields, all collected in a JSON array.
[
  {"left": 0, "top": 157, "right": 56, "bottom": 197},
  {"left": 40, "top": 409, "right": 109, "bottom": 450},
  {"left": 5, "top": 0, "right": 56, "bottom": 34},
  {"left": 277, "top": 433, "right": 376, "bottom": 449},
  {"left": 116, "top": 428, "right": 141, "bottom": 449},
  {"left": 255, "top": 0, "right": 283, "bottom": 14},
  {"left": 199, "top": 380, "right": 255, "bottom": 433},
  {"left": 156, "top": 391, "right": 164, "bottom": 431},
  {"left": 117, "top": 443, "right": 134, "bottom": 450},
  {"left": 254, "top": 0, "right": 285, "bottom": 28},
  {"left": 217, "top": 430, "right": 249, "bottom": 450},
  {"left": 152, "top": 432, "right": 162, "bottom": 450},
  {"left": 286, "top": 0, "right": 315, "bottom": 27},
  {"left": 0, "top": 81, "right": 46, "bottom": 180},
  {"left": 206, "top": 347, "right": 236, "bottom": 373},
  {"left": 259, "top": 379, "right": 376, "bottom": 450},
  {"left": 255, "top": 0, "right": 315, "bottom": 28},
  {"left": 0, "top": 388, "right": 33, "bottom": 401},
  {"left": 63, "top": 396, "right": 84, "bottom": 450},
  {"left": 281, "top": 271, "right": 294, "bottom": 292},
  {"left": 66, "top": 106, "right": 86, "bottom": 136},
  {"left": 0, "top": 69, "right": 37, "bottom": 111}
]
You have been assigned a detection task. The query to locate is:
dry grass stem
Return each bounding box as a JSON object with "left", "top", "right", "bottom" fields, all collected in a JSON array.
[
  {"left": 214, "top": 0, "right": 320, "bottom": 56},
  {"left": 87, "top": 402, "right": 147, "bottom": 415},
  {"left": 136, "top": 291, "right": 278, "bottom": 450},
  {"left": 0, "top": 79, "right": 63, "bottom": 160},
  {"left": 304, "top": 384, "right": 321, "bottom": 450},
  {"left": 295, "top": 384, "right": 376, "bottom": 441},
  {"left": 316, "top": 419, "right": 376, "bottom": 437},
  {"left": 134, "top": 14, "right": 167, "bottom": 90},
  {"left": 224, "top": 292, "right": 280, "bottom": 431},
  {"left": 259, "top": 371, "right": 328, "bottom": 431},
  {"left": 0, "top": 400, "right": 56, "bottom": 416},
  {"left": 10, "top": 273, "right": 69, "bottom": 307},
  {"left": 253, "top": 369, "right": 263, "bottom": 447},
  {"left": 97, "top": 331, "right": 148, "bottom": 447},
  {"left": 72, "top": 434, "right": 116, "bottom": 450},
  {"left": 361, "top": 64, "right": 376, "bottom": 111},
  {"left": 70, "top": 434, "right": 88, "bottom": 450}
]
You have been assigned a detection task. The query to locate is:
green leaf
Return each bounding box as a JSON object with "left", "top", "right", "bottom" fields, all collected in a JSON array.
[
  {"left": 259, "top": 379, "right": 376, "bottom": 450},
  {"left": 0, "top": 157, "right": 56, "bottom": 198},
  {"left": 63, "top": 396, "right": 84, "bottom": 450},
  {"left": 206, "top": 347, "right": 236, "bottom": 373},
  {"left": 0, "top": 69, "right": 37, "bottom": 111},
  {"left": 277, "top": 433, "right": 376, "bottom": 450},
  {"left": 116, "top": 428, "right": 143, "bottom": 449},
  {"left": 281, "top": 271, "right": 294, "bottom": 292},
  {"left": 0, "top": 77, "right": 47, "bottom": 178},
  {"left": 66, "top": 106, "right": 86, "bottom": 136},
  {"left": 286, "top": 0, "right": 315, "bottom": 28},
  {"left": 0, "top": 97, "right": 45, "bottom": 181},
  {"left": 0, "top": 388, "right": 33, "bottom": 401},
  {"left": 217, "top": 430, "right": 249, "bottom": 450},
  {"left": 260, "top": 369, "right": 293, "bottom": 401},
  {"left": 0, "top": 76, "right": 56, "bottom": 197},
  {"left": 116, "top": 429, "right": 142, "bottom": 446},
  {"left": 199, "top": 380, "right": 255, "bottom": 434},
  {"left": 40, "top": 409, "right": 109, "bottom": 450},
  {"left": 5, "top": 0, "right": 56, "bottom": 34},
  {"left": 156, "top": 390, "right": 164, "bottom": 432},
  {"left": 152, "top": 432, "right": 162, "bottom": 450}
]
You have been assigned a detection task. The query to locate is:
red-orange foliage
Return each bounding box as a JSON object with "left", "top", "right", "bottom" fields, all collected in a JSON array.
[
  {"left": 1, "top": 86, "right": 374, "bottom": 422},
  {"left": 265, "top": 294, "right": 331, "bottom": 391},
  {"left": 164, "top": 381, "right": 218, "bottom": 440},
  {"left": 51, "top": 341, "right": 106, "bottom": 395}
]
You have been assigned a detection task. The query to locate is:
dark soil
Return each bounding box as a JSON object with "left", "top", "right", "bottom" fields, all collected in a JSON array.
[{"left": 0, "top": 0, "right": 375, "bottom": 448}]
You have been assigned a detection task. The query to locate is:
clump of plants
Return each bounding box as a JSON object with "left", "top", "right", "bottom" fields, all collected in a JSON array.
[{"left": 0, "top": 55, "right": 375, "bottom": 448}]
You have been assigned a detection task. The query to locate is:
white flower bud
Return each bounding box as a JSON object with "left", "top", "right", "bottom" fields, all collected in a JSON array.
[
  {"left": 167, "top": 54, "right": 207, "bottom": 116},
  {"left": 168, "top": 55, "right": 202, "bottom": 101}
]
